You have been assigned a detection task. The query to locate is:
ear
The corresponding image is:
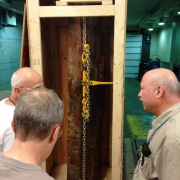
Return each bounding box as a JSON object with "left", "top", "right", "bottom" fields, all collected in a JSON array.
[
  {"left": 11, "top": 120, "right": 15, "bottom": 132},
  {"left": 48, "top": 125, "right": 60, "bottom": 143},
  {"left": 14, "top": 87, "right": 21, "bottom": 98},
  {"left": 156, "top": 85, "right": 164, "bottom": 98}
]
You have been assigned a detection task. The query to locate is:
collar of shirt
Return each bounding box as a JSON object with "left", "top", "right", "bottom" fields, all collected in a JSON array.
[{"left": 151, "top": 102, "right": 180, "bottom": 129}]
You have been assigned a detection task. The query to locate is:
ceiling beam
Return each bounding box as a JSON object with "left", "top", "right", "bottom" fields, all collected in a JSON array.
[
  {"left": 138, "top": 0, "right": 180, "bottom": 28},
  {"left": 0, "top": 0, "right": 24, "bottom": 15},
  {"left": 39, "top": 5, "right": 115, "bottom": 17}
]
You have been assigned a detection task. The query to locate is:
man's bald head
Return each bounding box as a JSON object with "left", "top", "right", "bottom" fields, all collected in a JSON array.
[
  {"left": 11, "top": 67, "right": 43, "bottom": 92},
  {"left": 139, "top": 68, "right": 180, "bottom": 116},
  {"left": 142, "top": 68, "right": 180, "bottom": 95}
]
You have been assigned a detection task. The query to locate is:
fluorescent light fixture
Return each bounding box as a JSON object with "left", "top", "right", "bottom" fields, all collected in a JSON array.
[{"left": 158, "top": 18, "right": 165, "bottom": 25}]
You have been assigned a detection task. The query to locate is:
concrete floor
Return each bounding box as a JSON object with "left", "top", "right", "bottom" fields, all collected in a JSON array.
[{"left": 123, "top": 78, "right": 154, "bottom": 180}]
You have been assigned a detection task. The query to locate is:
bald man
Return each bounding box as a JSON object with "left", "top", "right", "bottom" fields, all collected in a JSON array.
[
  {"left": 133, "top": 68, "right": 180, "bottom": 180},
  {"left": 0, "top": 67, "right": 44, "bottom": 152}
]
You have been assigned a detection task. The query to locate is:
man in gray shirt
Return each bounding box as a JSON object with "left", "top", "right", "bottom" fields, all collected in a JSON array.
[{"left": 0, "top": 87, "right": 64, "bottom": 180}]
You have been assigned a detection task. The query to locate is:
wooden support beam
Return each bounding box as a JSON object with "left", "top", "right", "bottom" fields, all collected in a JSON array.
[
  {"left": 26, "top": 0, "right": 43, "bottom": 76},
  {"left": 111, "top": 0, "right": 127, "bottom": 179},
  {"left": 39, "top": 5, "right": 115, "bottom": 17},
  {"left": 20, "top": 4, "right": 29, "bottom": 67}
]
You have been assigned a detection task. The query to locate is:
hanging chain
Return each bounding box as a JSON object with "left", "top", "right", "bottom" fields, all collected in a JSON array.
[
  {"left": 82, "top": 16, "right": 90, "bottom": 180},
  {"left": 83, "top": 17, "right": 86, "bottom": 45}
]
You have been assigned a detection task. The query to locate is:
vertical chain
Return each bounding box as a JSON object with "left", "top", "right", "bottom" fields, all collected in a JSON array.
[
  {"left": 82, "top": 16, "right": 90, "bottom": 180},
  {"left": 83, "top": 17, "right": 86, "bottom": 45}
]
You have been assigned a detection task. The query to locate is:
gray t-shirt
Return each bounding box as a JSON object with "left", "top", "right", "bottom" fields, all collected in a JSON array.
[{"left": 0, "top": 152, "right": 54, "bottom": 180}]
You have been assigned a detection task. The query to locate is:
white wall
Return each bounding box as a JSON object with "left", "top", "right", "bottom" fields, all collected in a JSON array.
[
  {"left": 175, "top": 19, "right": 180, "bottom": 65},
  {"left": 150, "top": 31, "right": 158, "bottom": 59},
  {"left": 158, "top": 21, "right": 172, "bottom": 62},
  {"left": 150, "top": 18, "right": 180, "bottom": 68}
]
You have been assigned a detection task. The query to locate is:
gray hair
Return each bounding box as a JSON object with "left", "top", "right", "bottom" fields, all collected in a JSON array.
[
  {"left": 11, "top": 72, "right": 25, "bottom": 91},
  {"left": 13, "top": 88, "right": 64, "bottom": 141},
  {"left": 165, "top": 78, "right": 180, "bottom": 95},
  {"left": 151, "top": 71, "right": 180, "bottom": 95}
]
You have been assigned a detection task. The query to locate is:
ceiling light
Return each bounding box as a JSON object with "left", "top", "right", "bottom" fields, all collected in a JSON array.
[
  {"left": 148, "top": 26, "right": 153, "bottom": 31},
  {"left": 158, "top": 18, "right": 165, "bottom": 25},
  {"left": 178, "top": 9, "right": 180, "bottom": 14}
]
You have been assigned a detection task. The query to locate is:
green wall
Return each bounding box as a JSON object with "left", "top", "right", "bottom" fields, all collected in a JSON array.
[{"left": 0, "top": 14, "right": 23, "bottom": 91}]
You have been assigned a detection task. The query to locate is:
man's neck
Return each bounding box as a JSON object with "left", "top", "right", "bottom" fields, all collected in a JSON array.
[
  {"left": 4, "top": 139, "right": 46, "bottom": 166},
  {"left": 6, "top": 94, "right": 17, "bottom": 106}
]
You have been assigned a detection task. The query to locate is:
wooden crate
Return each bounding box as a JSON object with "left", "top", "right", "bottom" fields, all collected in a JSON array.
[{"left": 25, "top": 0, "right": 127, "bottom": 179}]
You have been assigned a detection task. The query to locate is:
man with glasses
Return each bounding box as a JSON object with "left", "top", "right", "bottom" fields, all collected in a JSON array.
[
  {"left": 0, "top": 87, "right": 64, "bottom": 180},
  {"left": 133, "top": 68, "right": 180, "bottom": 180},
  {"left": 0, "top": 67, "right": 44, "bottom": 152}
]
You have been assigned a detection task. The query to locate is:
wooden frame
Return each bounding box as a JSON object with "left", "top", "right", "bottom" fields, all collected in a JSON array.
[{"left": 26, "top": 0, "right": 127, "bottom": 179}]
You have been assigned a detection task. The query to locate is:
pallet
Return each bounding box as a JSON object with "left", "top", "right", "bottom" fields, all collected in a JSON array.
[{"left": 56, "top": 0, "right": 113, "bottom": 6}]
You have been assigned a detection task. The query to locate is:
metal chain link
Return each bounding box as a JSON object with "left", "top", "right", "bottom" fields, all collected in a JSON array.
[
  {"left": 82, "top": 17, "right": 90, "bottom": 180},
  {"left": 83, "top": 17, "right": 86, "bottom": 45}
]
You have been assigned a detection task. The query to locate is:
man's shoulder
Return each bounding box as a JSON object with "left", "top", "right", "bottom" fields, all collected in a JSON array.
[
  {"left": 0, "top": 154, "right": 54, "bottom": 180},
  {"left": 0, "top": 98, "right": 14, "bottom": 112},
  {"left": 0, "top": 98, "right": 8, "bottom": 104},
  {"left": 27, "top": 170, "right": 54, "bottom": 180}
]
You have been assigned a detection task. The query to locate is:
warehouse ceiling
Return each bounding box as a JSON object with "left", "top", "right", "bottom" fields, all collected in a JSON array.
[
  {"left": 1, "top": 0, "right": 180, "bottom": 32},
  {"left": 127, "top": 0, "right": 180, "bottom": 33}
]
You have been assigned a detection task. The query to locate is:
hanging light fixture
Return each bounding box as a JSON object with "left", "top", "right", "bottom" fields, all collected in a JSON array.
[
  {"left": 178, "top": 3, "right": 180, "bottom": 14},
  {"left": 148, "top": 25, "right": 153, "bottom": 31},
  {"left": 148, "top": 21, "right": 154, "bottom": 31},
  {"left": 158, "top": 17, "right": 165, "bottom": 25}
]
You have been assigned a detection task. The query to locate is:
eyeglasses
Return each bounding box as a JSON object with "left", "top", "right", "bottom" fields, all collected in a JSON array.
[
  {"left": 51, "top": 125, "right": 63, "bottom": 138},
  {"left": 141, "top": 142, "right": 151, "bottom": 166},
  {"left": 20, "top": 85, "right": 45, "bottom": 91}
]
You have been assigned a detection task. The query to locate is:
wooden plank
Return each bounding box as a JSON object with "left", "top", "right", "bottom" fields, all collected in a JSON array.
[
  {"left": 56, "top": 1, "right": 68, "bottom": 5},
  {"left": 49, "top": 18, "right": 59, "bottom": 94},
  {"left": 58, "top": 24, "right": 68, "bottom": 165},
  {"left": 56, "top": 0, "right": 112, "bottom": 5},
  {"left": 40, "top": 20, "right": 52, "bottom": 88},
  {"left": 111, "top": 0, "right": 127, "bottom": 180},
  {"left": 102, "top": 166, "right": 112, "bottom": 179},
  {"left": 102, "top": 0, "right": 113, "bottom": 5},
  {"left": 109, "top": 17, "right": 114, "bottom": 168},
  {"left": 66, "top": 18, "right": 82, "bottom": 179},
  {"left": 85, "top": 17, "right": 105, "bottom": 179},
  {"left": 51, "top": 164, "right": 67, "bottom": 179},
  {"left": 56, "top": 0, "right": 102, "bottom": 5},
  {"left": 26, "top": 0, "right": 43, "bottom": 76},
  {"left": 20, "top": 4, "right": 30, "bottom": 68},
  {"left": 101, "top": 23, "right": 111, "bottom": 167},
  {"left": 58, "top": 0, "right": 102, "bottom": 3},
  {"left": 39, "top": 5, "right": 115, "bottom": 17}
]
